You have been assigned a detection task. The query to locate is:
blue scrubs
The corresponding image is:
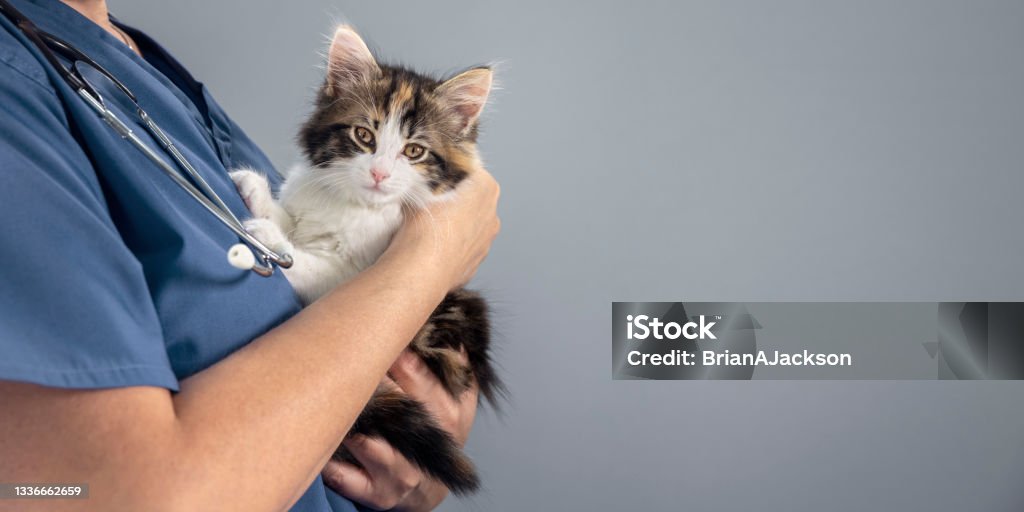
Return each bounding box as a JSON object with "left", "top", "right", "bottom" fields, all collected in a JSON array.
[{"left": 0, "top": 1, "right": 358, "bottom": 510}]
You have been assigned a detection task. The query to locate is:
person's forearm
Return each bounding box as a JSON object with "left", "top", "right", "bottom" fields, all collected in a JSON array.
[
  {"left": 170, "top": 244, "right": 449, "bottom": 510},
  {"left": 0, "top": 243, "right": 468, "bottom": 511}
]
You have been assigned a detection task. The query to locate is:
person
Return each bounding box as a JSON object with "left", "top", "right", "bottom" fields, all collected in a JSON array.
[{"left": 0, "top": 0, "right": 501, "bottom": 510}]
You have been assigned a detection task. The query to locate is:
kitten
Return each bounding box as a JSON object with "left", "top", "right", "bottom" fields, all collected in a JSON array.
[{"left": 230, "top": 26, "right": 500, "bottom": 495}]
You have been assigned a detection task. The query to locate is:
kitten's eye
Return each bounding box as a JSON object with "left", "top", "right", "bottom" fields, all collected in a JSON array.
[
  {"left": 403, "top": 143, "right": 426, "bottom": 160},
  {"left": 353, "top": 126, "right": 375, "bottom": 146}
]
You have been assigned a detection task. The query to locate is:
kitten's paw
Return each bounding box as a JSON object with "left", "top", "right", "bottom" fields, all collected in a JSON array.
[
  {"left": 230, "top": 169, "right": 276, "bottom": 219},
  {"left": 243, "top": 217, "right": 294, "bottom": 256}
]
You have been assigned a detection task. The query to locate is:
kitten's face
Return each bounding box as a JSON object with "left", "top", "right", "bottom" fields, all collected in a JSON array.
[{"left": 299, "top": 27, "right": 492, "bottom": 208}]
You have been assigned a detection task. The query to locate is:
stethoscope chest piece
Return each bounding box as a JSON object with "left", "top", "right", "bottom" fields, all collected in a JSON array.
[
  {"left": 227, "top": 243, "right": 291, "bottom": 276},
  {"left": 227, "top": 243, "right": 256, "bottom": 271}
]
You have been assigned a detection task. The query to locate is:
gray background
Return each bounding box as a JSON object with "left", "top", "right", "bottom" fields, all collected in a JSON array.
[{"left": 110, "top": 1, "right": 1024, "bottom": 510}]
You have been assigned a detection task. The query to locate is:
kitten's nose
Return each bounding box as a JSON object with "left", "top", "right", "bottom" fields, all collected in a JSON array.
[{"left": 371, "top": 167, "right": 390, "bottom": 184}]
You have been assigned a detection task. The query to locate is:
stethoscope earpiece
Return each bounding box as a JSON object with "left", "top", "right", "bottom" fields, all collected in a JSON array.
[{"left": 227, "top": 243, "right": 256, "bottom": 271}]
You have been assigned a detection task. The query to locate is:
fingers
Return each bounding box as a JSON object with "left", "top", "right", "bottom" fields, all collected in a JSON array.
[
  {"left": 453, "top": 383, "right": 479, "bottom": 445},
  {"left": 472, "top": 166, "right": 500, "bottom": 201},
  {"left": 453, "top": 345, "right": 470, "bottom": 367},
  {"left": 390, "top": 347, "right": 470, "bottom": 390},
  {"left": 329, "top": 351, "right": 479, "bottom": 509},
  {"left": 321, "top": 459, "right": 374, "bottom": 503},
  {"left": 389, "top": 350, "right": 455, "bottom": 411},
  {"left": 388, "top": 351, "right": 458, "bottom": 434},
  {"left": 385, "top": 165, "right": 500, "bottom": 291},
  {"left": 387, "top": 350, "right": 479, "bottom": 446},
  {"left": 388, "top": 350, "right": 437, "bottom": 398},
  {"left": 322, "top": 435, "right": 421, "bottom": 511}
]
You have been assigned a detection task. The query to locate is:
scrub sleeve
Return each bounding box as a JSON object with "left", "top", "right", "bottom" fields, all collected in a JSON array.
[{"left": 0, "top": 50, "right": 177, "bottom": 390}]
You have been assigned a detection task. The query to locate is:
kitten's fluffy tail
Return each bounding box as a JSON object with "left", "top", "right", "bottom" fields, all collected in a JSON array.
[{"left": 336, "top": 387, "right": 480, "bottom": 495}]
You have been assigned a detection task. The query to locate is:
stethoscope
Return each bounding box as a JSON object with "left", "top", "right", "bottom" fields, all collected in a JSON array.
[{"left": 0, "top": 0, "right": 293, "bottom": 277}]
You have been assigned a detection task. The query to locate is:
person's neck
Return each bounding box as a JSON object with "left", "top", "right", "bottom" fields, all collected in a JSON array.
[
  {"left": 60, "top": 0, "right": 109, "bottom": 28},
  {"left": 60, "top": 0, "right": 140, "bottom": 56}
]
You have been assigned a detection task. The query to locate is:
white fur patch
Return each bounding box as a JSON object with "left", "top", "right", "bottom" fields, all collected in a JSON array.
[{"left": 252, "top": 113, "right": 443, "bottom": 303}]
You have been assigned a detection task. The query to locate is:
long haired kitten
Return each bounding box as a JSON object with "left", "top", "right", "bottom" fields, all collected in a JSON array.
[{"left": 230, "top": 26, "right": 500, "bottom": 494}]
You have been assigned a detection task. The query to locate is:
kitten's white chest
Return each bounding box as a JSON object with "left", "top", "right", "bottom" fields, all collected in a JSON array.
[
  {"left": 231, "top": 167, "right": 408, "bottom": 304},
  {"left": 291, "top": 203, "right": 402, "bottom": 274}
]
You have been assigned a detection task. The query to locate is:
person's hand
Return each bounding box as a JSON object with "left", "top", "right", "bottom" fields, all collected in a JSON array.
[
  {"left": 385, "top": 167, "right": 500, "bottom": 290},
  {"left": 322, "top": 350, "right": 479, "bottom": 511}
]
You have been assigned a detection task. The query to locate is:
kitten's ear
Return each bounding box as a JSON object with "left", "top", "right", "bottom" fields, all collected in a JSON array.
[
  {"left": 437, "top": 67, "right": 493, "bottom": 134},
  {"left": 325, "top": 26, "right": 378, "bottom": 95}
]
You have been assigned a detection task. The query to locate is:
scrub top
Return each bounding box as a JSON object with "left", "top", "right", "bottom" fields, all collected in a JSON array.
[{"left": 0, "top": 1, "right": 358, "bottom": 510}]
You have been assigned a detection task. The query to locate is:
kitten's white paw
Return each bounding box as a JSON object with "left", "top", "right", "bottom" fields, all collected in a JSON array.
[
  {"left": 243, "top": 217, "right": 294, "bottom": 256},
  {"left": 230, "top": 169, "right": 276, "bottom": 219}
]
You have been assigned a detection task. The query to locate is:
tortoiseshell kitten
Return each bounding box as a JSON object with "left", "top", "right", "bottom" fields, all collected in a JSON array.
[{"left": 229, "top": 26, "right": 500, "bottom": 494}]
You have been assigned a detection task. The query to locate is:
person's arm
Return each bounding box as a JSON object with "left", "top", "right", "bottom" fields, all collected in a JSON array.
[{"left": 0, "top": 173, "right": 500, "bottom": 512}]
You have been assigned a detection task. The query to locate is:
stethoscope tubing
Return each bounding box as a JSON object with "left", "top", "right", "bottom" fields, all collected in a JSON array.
[{"left": 76, "top": 89, "right": 293, "bottom": 276}]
